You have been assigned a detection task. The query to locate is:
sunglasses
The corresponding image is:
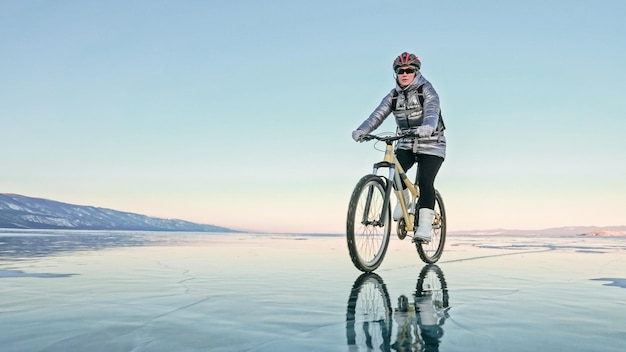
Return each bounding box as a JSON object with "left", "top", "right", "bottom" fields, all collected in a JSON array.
[{"left": 396, "top": 67, "right": 416, "bottom": 74}]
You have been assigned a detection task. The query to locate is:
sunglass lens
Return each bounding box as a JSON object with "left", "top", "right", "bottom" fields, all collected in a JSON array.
[{"left": 396, "top": 68, "right": 415, "bottom": 74}]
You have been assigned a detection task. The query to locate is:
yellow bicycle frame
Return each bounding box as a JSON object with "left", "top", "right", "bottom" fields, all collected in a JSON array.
[{"left": 379, "top": 143, "right": 420, "bottom": 232}]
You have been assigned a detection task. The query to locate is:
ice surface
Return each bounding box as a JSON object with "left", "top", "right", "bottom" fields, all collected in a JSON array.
[{"left": 0, "top": 230, "right": 625, "bottom": 351}]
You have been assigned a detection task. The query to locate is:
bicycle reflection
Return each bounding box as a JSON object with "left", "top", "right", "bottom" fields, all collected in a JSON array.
[{"left": 346, "top": 265, "right": 450, "bottom": 352}]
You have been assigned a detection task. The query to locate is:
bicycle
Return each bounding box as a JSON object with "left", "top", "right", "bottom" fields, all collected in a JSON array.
[{"left": 346, "top": 133, "right": 447, "bottom": 272}]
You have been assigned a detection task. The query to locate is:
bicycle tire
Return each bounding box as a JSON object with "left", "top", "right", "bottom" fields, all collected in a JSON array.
[
  {"left": 346, "top": 174, "right": 392, "bottom": 272},
  {"left": 346, "top": 273, "right": 393, "bottom": 351},
  {"left": 415, "top": 190, "right": 446, "bottom": 263}
]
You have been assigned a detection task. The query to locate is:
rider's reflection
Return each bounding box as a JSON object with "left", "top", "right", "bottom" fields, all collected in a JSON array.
[{"left": 346, "top": 265, "right": 449, "bottom": 352}]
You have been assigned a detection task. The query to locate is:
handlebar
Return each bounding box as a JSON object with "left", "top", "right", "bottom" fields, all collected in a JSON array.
[{"left": 361, "top": 132, "right": 419, "bottom": 143}]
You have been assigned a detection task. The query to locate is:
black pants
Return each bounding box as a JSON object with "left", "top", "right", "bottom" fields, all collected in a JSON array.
[{"left": 395, "top": 149, "right": 443, "bottom": 210}]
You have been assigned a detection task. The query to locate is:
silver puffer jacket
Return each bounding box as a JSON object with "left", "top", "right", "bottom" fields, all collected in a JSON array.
[{"left": 355, "top": 72, "right": 446, "bottom": 159}]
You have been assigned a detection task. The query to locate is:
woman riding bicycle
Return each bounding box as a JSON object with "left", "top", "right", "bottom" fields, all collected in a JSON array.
[{"left": 352, "top": 52, "right": 446, "bottom": 241}]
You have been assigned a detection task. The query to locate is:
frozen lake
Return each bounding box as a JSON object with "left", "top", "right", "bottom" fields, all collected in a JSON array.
[{"left": 1, "top": 230, "right": 625, "bottom": 351}]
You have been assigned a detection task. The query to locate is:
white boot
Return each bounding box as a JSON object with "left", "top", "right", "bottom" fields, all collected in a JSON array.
[
  {"left": 414, "top": 208, "right": 435, "bottom": 241},
  {"left": 393, "top": 188, "right": 412, "bottom": 221}
]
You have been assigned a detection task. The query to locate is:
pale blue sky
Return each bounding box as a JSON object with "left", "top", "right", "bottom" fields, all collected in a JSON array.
[{"left": 2, "top": 0, "right": 625, "bottom": 233}]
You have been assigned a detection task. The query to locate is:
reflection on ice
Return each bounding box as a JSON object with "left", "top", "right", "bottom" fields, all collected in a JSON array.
[
  {"left": 0, "top": 230, "right": 199, "bottom": 258},
  {"left": 346, "top": 265, "right": 449, "bottom": 352}
]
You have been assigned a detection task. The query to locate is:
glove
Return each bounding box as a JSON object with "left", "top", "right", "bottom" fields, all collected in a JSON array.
[
  {"left": 416, "top": 125, "right": 435, "bottom": 137},
  {"left": 352, "top": 129, "right": 366, "bottom": 142}
]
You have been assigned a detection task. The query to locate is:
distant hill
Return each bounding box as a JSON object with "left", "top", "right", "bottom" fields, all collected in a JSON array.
[
  {"left": 450, "top": 225, "right": 626, "bottom": 236},
  {"left": 0, "top": 193, "right": 239, "bottom": 232}
]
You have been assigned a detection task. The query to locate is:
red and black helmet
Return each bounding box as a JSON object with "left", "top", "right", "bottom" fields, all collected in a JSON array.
[{"left": 393, "top": 52, "right": 421, "bottom": 70}]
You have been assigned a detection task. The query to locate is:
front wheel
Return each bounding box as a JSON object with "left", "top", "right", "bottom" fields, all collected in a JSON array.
[
  {"left": 346, "top": 175, "right": 392, "bottom": 272},
  {"left": 415, "top": 189, "right": 446, "bottom": 263}
]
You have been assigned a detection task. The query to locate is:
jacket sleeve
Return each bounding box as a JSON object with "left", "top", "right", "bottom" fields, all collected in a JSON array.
[
  {"left": 356, "top": 91, "right": 394, "bottom": 133},
  {"left": 421, "top": 81, "right": 440, "bottom": 129}
]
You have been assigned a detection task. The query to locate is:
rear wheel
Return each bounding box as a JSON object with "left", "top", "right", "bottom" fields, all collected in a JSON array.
[
  {"left": 347, "top": 175, "right": 392, "bottom": 272},
  {"left": 415, "top": 190, "right": 446, "bottom": 263}
]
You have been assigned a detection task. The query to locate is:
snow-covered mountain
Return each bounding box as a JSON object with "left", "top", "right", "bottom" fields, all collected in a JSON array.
[{"left": 0, "top": 193, "right": 238, "bottom": 232}]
